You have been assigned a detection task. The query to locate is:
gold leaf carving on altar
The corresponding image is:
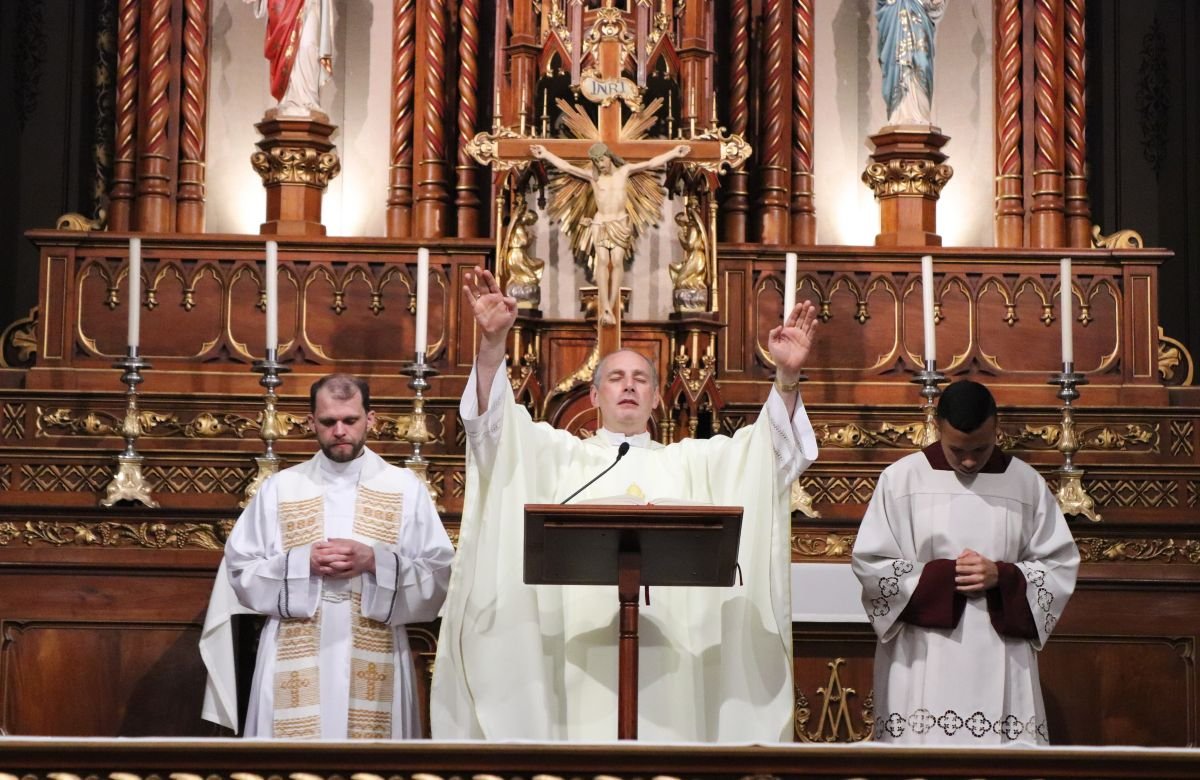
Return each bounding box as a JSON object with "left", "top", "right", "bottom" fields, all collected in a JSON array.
[
  {"left": 997, "top": 423, "right": 1158, "bottom": 453},
  {"left": 2, "top": 403, "right": 24, "bottom": 439},
  {"left": 0, "top": 519, "right": 231, "bottom": 550},
  {"left": 816, "top": 421, "right": 926, "bottom": 449},
  {"left": 792, "top": 533, "right": 855, "bottom": 559},
  {"left": 251, "top": 146, "right": 341, "bottom": 187},
  {"left": 1076, "top": 536, "right": 1200, "bottom": 564},
  {"left": 35, "top": 406, "right": 278, "bottom": 439},
  {"left": 1159, "top": 326, "right": 1195, "bottom": 386},
  {"left": 795, "top": 659, "right": 873, "bottom": 742}
]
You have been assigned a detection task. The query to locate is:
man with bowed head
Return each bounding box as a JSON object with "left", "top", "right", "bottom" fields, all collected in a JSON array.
[
  {"left": 852, "top": 379, "right": 1079, "bottom": 745},
  {"left": 201, "top": 374, "right": 453, "bottom": 738},
  {"left": 431, "top": 268, "right": 821, "bottom": 741}
]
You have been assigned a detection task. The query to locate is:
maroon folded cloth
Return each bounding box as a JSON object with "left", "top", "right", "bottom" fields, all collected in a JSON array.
[
  {"left": 899, "top": 558, "right": 966, "bottom": 629},
  {"left": 986, "top": 561, "right": 1039, "bottom": 639}
]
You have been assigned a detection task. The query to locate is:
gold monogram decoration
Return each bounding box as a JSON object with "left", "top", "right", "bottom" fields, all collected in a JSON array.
[{"left": 795, "top": 659, "right": 874, "bottom": 742}]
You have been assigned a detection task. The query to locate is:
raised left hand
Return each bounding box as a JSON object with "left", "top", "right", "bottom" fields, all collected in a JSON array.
[
  {"left": 768, "top": 300, "right": 818, "bottom": 383},
  {"left": 312, "top": 538, "right": 376, "bottom": 579}
]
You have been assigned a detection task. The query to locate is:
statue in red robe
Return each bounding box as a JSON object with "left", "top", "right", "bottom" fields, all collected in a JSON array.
[{"left": 246, "top": 0, "right": 334, "bottom": 116}]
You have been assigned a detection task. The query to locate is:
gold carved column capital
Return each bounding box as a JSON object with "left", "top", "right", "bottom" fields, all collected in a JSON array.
[
  {"left": 251, "top": 146, "right": 342, "bottom": 187},
  {"left": 861, "top": 158, "right": 954, "bottom": 200}
]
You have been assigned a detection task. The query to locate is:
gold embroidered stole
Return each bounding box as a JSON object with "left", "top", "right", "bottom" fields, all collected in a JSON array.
[{"left": 272, "top": 480, "right": 403, "bottom": 739}]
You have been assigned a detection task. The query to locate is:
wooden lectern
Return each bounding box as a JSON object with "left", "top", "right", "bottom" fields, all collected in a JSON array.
[{"left": 523, "top": 503, "right": 744, "bottom": 740}]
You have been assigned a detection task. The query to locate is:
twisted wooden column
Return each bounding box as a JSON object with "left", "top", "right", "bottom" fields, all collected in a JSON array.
[
  {"left": 719, "top": 0, "right": 751, "bottom": 242},
  {"left": 415, "top": 0, "right": 452, "bottom": 237},
  {"left": 109, "top": 0, "right": 139, "bottom": 231},
  {"left": 755, "top": 0, "right": 791, "bottom": 243},
  {"left": 790, "top": 0, "right": 815, "bottom": 244},
  {"left": 455, "top": 0, "right": 483, "bottom": 237},
  {"left": 176, "top": 0, "right": 208, "bottom": 233},
  {"left": 1029, "top": 0, "right": 1065, "bottom": 248},
  {"left": 134, "top": 0, "right": 174, "bottom": 232},
  {"left": 994, "top": 0, "right": 1023, "bottom": 247},
  {"left": 387, "top": 0, "right": 417, "bottom": 237},
  {"left": 1064, "top": 0, "right": 1091, "bottom": 247}
]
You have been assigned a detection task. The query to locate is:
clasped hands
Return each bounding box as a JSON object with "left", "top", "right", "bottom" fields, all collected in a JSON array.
[
  {"left": 310, "top": 538, "right": 376, "bottom": 579},
  {"left": 955, "top": 548, "right": 999, "bottom": 594}
]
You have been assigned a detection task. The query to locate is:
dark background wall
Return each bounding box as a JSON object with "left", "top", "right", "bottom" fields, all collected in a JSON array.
[
  {"left": 2, "top": 0, "right": 1199, "bottom": 366},
  {"left": 1087, "top": 0, "right": 1200, "bottom": 360},
  {"left": 0, "top": 0, "right": 104, "bottom": 339}
]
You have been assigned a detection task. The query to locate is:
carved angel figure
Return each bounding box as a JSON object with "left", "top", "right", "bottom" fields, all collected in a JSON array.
[
  {"left": 670, "top": 202, "right": 709, "bottom": 312},
  {"left": 501, "top": 199, "right": 544, "bottom": 308}
]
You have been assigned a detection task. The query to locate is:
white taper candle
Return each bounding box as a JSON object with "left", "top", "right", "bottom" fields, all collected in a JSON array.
[
  {"left": 127, "top": 238, "right": 141, "bottom": 350},
  {"left": 265, "top": 241, "right": 278, "bottom": 352},
  {"left": 921, "top": 255, "right": 936, "bottom": 364},
  {"left": 415, "top": 248, "right": 430, "bottom": 356},
  {"left": 1060, "top": 257, "right": 1073, "bottom": 366},
  {"left": 783, "top": 253, "right": 797, "bottom": 323}
]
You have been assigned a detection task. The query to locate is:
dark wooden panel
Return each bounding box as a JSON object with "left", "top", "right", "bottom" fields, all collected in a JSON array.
[{"left": 0, "top": 620, "right": 211, "bottom": 736}]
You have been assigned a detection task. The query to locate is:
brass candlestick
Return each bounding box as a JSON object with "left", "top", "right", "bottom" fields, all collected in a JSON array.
[
  {"left": 910, "top": 359, "right": 947, "bottom": 447},
  {"left": 1049, "top": 363, "right": 1101, "bottom": 522},
  {"left": 100, "top": 349, "right": 159, "bottom": 508},
  {"left": 242, "top": 348, "right": 291, "bottom": 507},
  {"left": 401, "top": 352, "right": 440, "bottom": 503}
]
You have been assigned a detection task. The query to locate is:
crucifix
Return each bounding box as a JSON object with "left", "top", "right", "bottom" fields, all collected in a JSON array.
[{"left": 467, "top": 0, "right": 749, "bottom": 356}]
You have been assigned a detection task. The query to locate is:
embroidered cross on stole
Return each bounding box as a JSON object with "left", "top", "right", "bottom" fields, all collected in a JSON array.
[{"left": 272, "top": 484, "right": 404, "bottom": 738}]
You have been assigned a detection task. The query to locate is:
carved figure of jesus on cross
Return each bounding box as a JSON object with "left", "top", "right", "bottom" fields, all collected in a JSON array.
[{"left": 467, "top": 0, "right": 748, "bottom": 349}]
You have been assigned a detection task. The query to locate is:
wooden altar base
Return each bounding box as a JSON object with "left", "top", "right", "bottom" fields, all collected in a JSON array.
[{"left": 2, "top": 739, "right": 1200, "bottom": 780}]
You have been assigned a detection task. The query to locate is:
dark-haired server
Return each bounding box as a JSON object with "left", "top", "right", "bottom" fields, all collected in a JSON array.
[{"left": 851, "top": 380, "right": 1079, "bottom": 745}]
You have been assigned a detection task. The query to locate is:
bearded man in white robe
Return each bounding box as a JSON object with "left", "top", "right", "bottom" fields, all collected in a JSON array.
[
  {"left": 852, "top": 380, "right": 1079, "bottom": 745},
  {"left": 200, "top": 374, "right": 453, "bottom": 738},
  {"left": 430, "top": 268, "right": 820, "bottom": 742}
]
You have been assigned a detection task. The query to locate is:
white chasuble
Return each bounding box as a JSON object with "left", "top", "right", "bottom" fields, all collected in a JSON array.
[
  {"left": 430, "top": 364, "right": 818, "bottom": 742},
  {"left": 851, "top": 446, "right": 1079, "bottom": 745},
  {"left": 201, "top": 447, "right": 453, "bottom": 738}
]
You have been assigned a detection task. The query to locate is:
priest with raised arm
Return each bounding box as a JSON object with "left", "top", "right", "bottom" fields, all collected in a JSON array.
[{"left": 431, "top": 268, "right": 819, "bottom": 742}]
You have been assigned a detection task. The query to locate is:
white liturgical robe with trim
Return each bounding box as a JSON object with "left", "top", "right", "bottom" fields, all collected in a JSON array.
[
  {"left": 200, "top": 447, "right": 453, "bottom": 737},
  {"left": 851, "top": 449, "right": 1079, "bottom": 745},
  {"left": 430, "top": 364, "right": 818, "bottom": 741}
]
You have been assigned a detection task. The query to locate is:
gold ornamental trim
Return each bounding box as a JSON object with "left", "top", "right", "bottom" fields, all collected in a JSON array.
[
  {"left": 0, "top": 518, "right": 232, "bottom": 550},
  {"left": 861, "top": 159, "right": 954, "bottom": 200},
  {"left": 792, "top": 532, "right": 855, "bottom": 559},
  {"left": 251, "top": 146, "right": 342, "bottom": 187},
  {"left": 1076, "top": 536, "right": 1200, "bottom": 564}
]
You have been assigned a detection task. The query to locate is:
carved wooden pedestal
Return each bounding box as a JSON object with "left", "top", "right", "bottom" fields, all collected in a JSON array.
[
  {"left": 862, "top": 127, "right": 954, "bottom": 247},
  {"left": 251, "top": 114, "right": 342, "bottom": 236}
]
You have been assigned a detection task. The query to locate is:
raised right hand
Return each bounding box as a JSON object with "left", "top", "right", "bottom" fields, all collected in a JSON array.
[{"left": 464, "top": 267, "right": 517, "bottom": 344}]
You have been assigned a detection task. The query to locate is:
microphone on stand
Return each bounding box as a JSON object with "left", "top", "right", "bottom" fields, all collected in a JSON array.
[{"left": 560, "top": 442, "right": 630, "bottom": 504}]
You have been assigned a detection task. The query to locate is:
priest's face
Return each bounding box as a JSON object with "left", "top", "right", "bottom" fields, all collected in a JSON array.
[
  {"left": 310, "top": 388, "right": 376, "bottom": 463},
  {"left": 590, "top": 350, "right": 660, "bottom": 435},
  {"left": 938, "top": 416, "right": 997, "bottom": 475}
]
